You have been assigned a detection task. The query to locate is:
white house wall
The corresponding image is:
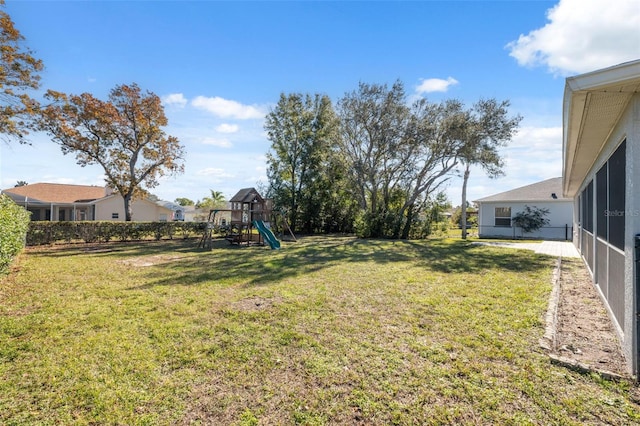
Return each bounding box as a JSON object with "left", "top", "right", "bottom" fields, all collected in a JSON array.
[
  {"left": 631, "top": 96, "right": 640, "bottom": 376},
  {"left": 478, "top": 201, "right": 574, "bottom": 240},
  {"left": 573, "top": 94, "right": 639, "bottom": 375},
  {"left": 94, "top": 196, "right": 172, "bottom": 221}
]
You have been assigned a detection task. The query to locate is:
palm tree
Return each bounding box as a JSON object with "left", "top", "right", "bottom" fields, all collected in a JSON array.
[
  {"left": 210, "top": 190, "right": 226, "bottom": 206},
  {"left": 197, "top": 190, "right": 226, "bottom": 210}
]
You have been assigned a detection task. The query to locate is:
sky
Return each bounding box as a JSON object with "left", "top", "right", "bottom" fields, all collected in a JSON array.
[{"left": 1, "top": 0, "right": 639, "bottom": 207}]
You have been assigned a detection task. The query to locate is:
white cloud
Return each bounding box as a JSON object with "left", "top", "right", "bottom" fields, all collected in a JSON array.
[
  {"left": 202, "top": 137, "right": 232, "bottom": 148},
  {"left": 416, "top": 77, "right": 459, "bottom": 94},
  {"left": 510, "top": 126, "right": 562, "bottom": 150},
  {"left": 501, "top": 126, "right": 563, "bottom": 187},
  {"left": 216, "top": 123, "right": 239, "bottom": 133},
  {"left": 196, "top": 168, "right": 235, "bottom": 179},
  {"left": 162, "top": 93, "right": 188, "bottom": 108},
  {"left": 446, "top": 125, "right": 563, "bottom": 205},
  {"left": 507, "top": 0, "right": 640, "bottom": 75},
  {"left": 192, "top": 96, "right": 266, "bottom": 119}
]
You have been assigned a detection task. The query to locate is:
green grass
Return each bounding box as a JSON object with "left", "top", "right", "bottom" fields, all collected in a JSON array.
[{"left": 1, "top": 236, "right": 638, "bottom": 425}]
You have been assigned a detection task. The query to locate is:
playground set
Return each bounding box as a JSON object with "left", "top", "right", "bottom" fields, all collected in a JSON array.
[{"left": 198, "top": 187, "right": 295, "bottom": 250}]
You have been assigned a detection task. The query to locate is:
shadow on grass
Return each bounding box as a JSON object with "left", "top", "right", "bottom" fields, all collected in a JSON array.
[
  {"left": 128, "top": 236, "right": 553, "bottom": 289},
  {"left": 26, "top": 238, "right": 206, "bottom": 258},
  {"left": 28, "top": 236, "right": 552, "bottom": 289}
]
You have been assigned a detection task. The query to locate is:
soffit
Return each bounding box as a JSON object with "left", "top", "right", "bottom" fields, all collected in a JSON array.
[{"left": 563, "top": 61, "right": 640, "bottom": 197}]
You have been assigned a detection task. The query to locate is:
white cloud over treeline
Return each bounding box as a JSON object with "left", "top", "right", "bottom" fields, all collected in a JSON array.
[
  {"left": 507, "top": 0, "right": 640, "bottom": 75},
  {"left": 162, "top": 93, "right": 188, "bottom": 107},
  {"left": 192, "top": 96, "right": 267, "bottom": 119},
  {"left": 416, "top": 77, "right": 459, "bottom": 94}
]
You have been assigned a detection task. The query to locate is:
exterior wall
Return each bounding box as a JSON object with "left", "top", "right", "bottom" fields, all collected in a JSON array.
[
  {"left": 93, "top": 196, "right": 172, "bottom": 221},
  {"left": 572, "top": 95, "right": 639, "bottom": 375},
  {"left": 478, "top": 201, "right": 574, "bottom": 240},
  {"left": 630, "top": 97, "right": 640, "bottom": 376},
  {"left": 183, "top": 208, "right": 198, "bottom": 222}
]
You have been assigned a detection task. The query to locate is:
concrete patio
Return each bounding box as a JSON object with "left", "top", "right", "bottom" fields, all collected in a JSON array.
[{"left": 472, "top": 240, "right": 581, "bottom": 258}]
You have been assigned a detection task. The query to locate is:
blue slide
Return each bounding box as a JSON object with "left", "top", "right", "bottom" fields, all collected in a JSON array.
[{"left": 252, "top": 220, "right": 281, "bottom": 249}]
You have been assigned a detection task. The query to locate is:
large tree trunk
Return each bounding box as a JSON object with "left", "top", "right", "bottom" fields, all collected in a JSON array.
[
  {"left": 461, "top": 163, "right": 470, "bottom": 239},
  {"left": 400, "top": 204, "right": 414, "bottom": 240},
  {"left": 124, "top": 193, "right": 133, "bottom": 222}
]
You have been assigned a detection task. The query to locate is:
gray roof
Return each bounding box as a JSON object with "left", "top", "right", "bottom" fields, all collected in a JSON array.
[
  {"left": 157, "top": 200, "right": 183, "bottom": 211},
  {"left": 474, "top": 177, "right": 570, "bottom": 203},
  {"left": 229, "top": 187, "right": 264, "bottom": 203}
]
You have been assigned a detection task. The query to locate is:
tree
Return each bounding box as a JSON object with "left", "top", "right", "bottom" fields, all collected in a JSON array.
[
  {"left": 407, "top": 191, "right": 452, "bottom": 239},
  {"left": 209, "top": 190, "right": 225, "bottom": 206},
  {"left": 512, "top": 205, "right": 550, "bottom": 235},
  {"left": 458, "top": 99, "right": 522, "bottom": 239},
  {"left": 175, "top": 197, "right": 194, "bottom": 206},
  {"left": 196, "top": 190, "right": 226, "bottom": 210},
  {"left": 394, "top": 98, "right": 470, "bottom": 239},
  {"left": 337, "top": 81, "right": 467, "bottom": 238},
  {"left": 0, "top": 0, "right": 44, "bottom": 144},
  {"left": 265, "top": 92, "right": 341, "bottom": 233},
  {"left": 336, "top": 81, "right": 411, "bottom": 237},
  {"left": 451, "top": 204, "right": 478, "bottom": 229},
  {"left": 38, "top": 83, "right": 185, "bottom": 221}
]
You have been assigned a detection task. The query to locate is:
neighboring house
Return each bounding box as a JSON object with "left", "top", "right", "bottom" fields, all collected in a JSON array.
[
  {"left": 562, "top": 59, "right": 640, "bottom": 376},
  {"left": 180, "top": 205, "right": 198, "bottom": 222},
  {"left": 2, "top": 183, "right": 106, "bottom": 221},
  {"left": 156, "top": 200, "right": 187, "bottom": 221},
  {"left": 1, "top": 182, "right": 172, "bottom": 222},
  {"left": 475, "top": 177, "right": 574, "bottom": 240}
]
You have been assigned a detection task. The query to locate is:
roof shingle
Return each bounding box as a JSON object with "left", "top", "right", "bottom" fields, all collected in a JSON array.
[
  {"left": 2, "top": 183, "right": 107, "bottom": 203},
  {"left": 474, "top": 177, "right": 569, "bottom": 203}
]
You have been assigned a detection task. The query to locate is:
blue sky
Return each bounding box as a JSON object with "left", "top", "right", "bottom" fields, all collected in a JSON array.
[{"left": 1, "top": 0, "right": 639, "bottom": 206}]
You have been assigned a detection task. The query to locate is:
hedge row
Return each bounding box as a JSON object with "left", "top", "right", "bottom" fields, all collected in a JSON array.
[
  {"left": 0, "top": 195, "right": 31, "bottom": 275},
  {"left": 26, "top": 221, "right": 207, "bottom": 246}
]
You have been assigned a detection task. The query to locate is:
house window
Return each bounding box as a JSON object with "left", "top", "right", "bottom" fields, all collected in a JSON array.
[
  {"left": 596, "top": 163, "right": 607, "bottom": 239},
  {"left": 581, "top": 181, "right": 593, "bottom": 233},
  {"left": 590, "top": 140, "right": 625, "bottom": 249},
  {"left": 494, "top": 207, "right": 511, "bottom": 227},
  {"left": 112, "top": 213, "right": 119, "bottom": 219},
  {"left": 577, "top": 194, "right": 581, "bottom": 227},
  {"left": 608, "top": 140, "right": 625, "bottom": 250}
]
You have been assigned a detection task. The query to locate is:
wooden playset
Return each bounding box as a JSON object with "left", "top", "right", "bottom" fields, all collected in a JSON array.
[{"left": 199, "top": 187, "right": 295, "bottom": 249}]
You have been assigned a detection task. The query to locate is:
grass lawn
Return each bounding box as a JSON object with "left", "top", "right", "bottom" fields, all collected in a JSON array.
[{"left": 1, "top": 236, "right": 638, "bottom": 425}]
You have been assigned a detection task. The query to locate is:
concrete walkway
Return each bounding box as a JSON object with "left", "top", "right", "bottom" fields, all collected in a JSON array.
[{"left": 472, "top": 240, "right": 581, "bottom": 258}]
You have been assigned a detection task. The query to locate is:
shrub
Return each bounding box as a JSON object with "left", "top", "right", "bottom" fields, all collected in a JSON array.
[
  {"left": 0, "top": 194, "right": 31, "bottom": 275},
  {"left": 512, "top": 205, "right": 550, "bottom": 234},
  {"left": 25, "top": 221, "right": 207, "bottom": 246}
]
